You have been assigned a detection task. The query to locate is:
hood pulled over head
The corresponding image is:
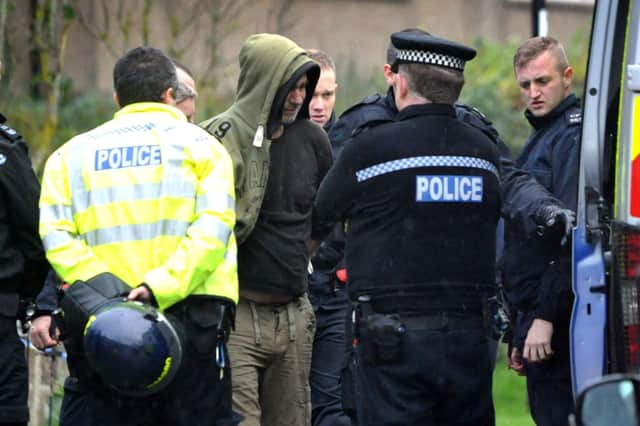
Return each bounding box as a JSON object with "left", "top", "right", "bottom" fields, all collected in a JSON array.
[{"left": 234, "top": 33, "right": 319, "bottom": 139}]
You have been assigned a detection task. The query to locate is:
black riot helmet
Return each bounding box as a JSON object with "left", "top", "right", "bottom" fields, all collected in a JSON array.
[{"left": 83, "top": 299, "right": 183, "bottom": 397}]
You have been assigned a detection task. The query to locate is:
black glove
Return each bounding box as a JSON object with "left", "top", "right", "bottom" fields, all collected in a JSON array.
[{"left": 535, "top": 204, "right": 575, "bottom": 246}]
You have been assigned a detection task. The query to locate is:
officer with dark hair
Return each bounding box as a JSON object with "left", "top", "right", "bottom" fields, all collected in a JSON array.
[
  {"left": 29, "top": 59, "right": 203, "bottom": 348},
  {"left": 315, "top": 32, "right": 499, "bottom": 425},
  {"left": 331, "top": 28, "right": 574, "bottom": 241},
  {"left": 38, "top": 46, "right": 239, "bottom": 426},
  {"left": 0, "top": 59, "right": 49, "bottom": 426}
]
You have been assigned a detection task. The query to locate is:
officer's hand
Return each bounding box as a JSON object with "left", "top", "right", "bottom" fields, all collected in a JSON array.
[
  {"left": 535, "top": 204, "right": 575, "bottom": 247},
  {"left": 523, "top": 318, "right": 554, "bottom": 362},
  {"left": 30, "top": 315, "right": 59, "bottom": 350},
  {"left": 508, "top": 347, "right": 526, "bottom": 376},
  {"left": 128, "top": 285, "right": 151, "bottom": 303}
]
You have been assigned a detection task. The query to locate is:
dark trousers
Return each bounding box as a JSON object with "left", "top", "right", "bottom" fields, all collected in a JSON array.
[
  {"left": 345, "top": 314, "right": 495, "bottom": 426},
  {"left": 515, "top": 311, "right": 574, "bottom": 426},
  {"left": 309, "top": 273, "right": 351, "bottom": 426},
  {"left": 59, "top": 298, "right": 240, "bottom": 426},
  {"left": 0, "top": 316, "right": 29, "bottom": 424},
  {"left": 526, "top": 358, "right": 574, "bottom": 426}
]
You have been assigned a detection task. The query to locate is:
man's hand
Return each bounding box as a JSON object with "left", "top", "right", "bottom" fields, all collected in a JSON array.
[
  {"left": 535, "top": 204, "right": 575, "bottom": 246},
  {"left": 523, "top": 318, "right": 554, "bottom": 362},
  {"left": 128, "top": 285, "right": 151, "bottom": 303},
  {"left": 30, "top": 316, "right": 59, "bottom": 350},
  {"left": 508, "top": 347, "right": 526, "bottom": 376}
]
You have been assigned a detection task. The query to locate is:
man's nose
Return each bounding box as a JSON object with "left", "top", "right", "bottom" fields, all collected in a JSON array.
[
  {"left": 310, "top": 97, "right": 322, "bottom": 111},
  {"left": 528, "top": 84, "right": 540, "bottom": 98},
  {"left": 291, "top": 88, "right": 305, "bottom": 104}
]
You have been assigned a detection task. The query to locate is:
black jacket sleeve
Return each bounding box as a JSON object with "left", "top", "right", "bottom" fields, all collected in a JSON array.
[
  {"left": 454, "top": 103, "right": 564, "bottom": 235},
  {"left": 533, "top": 124, "right": 581, "bottom": 323},
  {"left": 311, "top": 127, "right": 335, "bottom": 241},
  {"left": 34, "top": 269, "right": 60, "bottom": 315},
  {"left": 0, "top": 133, "right": 49, "bottom": 297},
  {"left": 498, "top": 140, "right": 565, "bottom": 235},
  {"left": 315, "top": 138, "right": 360, "bottom": 222}
]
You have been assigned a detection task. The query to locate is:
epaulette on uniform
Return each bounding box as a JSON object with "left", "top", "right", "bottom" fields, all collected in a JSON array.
[
  {"left": 0, "top": 114, "right": 22, "bottom": 143},
  {"left": 455, "top": 103, "right": 488, "bottom": 121},
  {"left": 361, "top": 94, "right": 382, "bottom": 105},
  {"left": 565, "top": 109, "right": 582, "bottom": 126},
  {"left": 455, "top": 103, "right": 501, "bottom": 143},
  {"left": 351, "top": 118, "right": 392, "bottom": 139}
]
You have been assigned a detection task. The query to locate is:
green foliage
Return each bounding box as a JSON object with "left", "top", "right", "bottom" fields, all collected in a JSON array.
[
  {"left": 334, "top": 58, "right": 386, "bottom": 116},
  {"left": 461, "top": 38, "right": 529, "bottom": 153},
  {"left": 0, "top": 93, "right": 115, "bottom": 174}
]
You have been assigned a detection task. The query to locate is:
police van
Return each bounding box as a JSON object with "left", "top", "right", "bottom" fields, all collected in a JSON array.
[{"left": 571, "top": 0, "right": 640, "bottom": 397}]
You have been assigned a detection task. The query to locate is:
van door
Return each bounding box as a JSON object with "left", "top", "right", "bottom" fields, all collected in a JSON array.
[{"left": 572, "top": 0, "right": 639, "bottom": 396}]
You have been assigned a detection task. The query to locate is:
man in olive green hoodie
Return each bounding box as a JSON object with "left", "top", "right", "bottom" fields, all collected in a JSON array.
[{"left": 201, "top": 34, "right": 333, "bottom": 426}]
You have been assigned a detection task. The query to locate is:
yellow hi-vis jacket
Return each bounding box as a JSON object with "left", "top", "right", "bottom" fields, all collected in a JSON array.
[{"left": 39, "top": 103, "right": 238, "bottom": 310}]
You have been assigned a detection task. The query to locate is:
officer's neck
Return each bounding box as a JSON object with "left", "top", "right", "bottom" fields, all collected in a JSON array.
[{"left": 396, "top": 94, "right": 432, "bottom": 111}]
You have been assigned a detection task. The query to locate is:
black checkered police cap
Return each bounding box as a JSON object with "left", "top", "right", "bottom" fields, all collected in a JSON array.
[{"left": 390, "top": 32, "right": 476, "bottom": 72}]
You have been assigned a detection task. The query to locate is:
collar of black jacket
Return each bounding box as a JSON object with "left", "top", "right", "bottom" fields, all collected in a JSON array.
[
  {"left": 525, "top": 93, "right": 580, "bottom": 130},
  {"left": 396, "top": 102, "right": 457, "bottom": 121}
]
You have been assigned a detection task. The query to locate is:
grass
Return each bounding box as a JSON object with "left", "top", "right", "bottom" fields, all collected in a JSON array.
[{"left": 493, "top": 343, "right": 535, "bottom": 426}]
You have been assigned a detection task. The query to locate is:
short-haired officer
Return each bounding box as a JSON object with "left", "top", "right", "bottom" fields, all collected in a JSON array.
[
  {"left": 316, "top": 32, "right": 499, "bottom": 425},
  {"left": 38, "top": 46, "right": 238, "bottom": 426},
  {"left": 504, "top": 36, "right": 580, "bottom": 426}
]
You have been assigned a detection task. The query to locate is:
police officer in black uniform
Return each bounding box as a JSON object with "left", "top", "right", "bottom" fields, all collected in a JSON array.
[
  {"left": 315, "top": 32, "right": 500, "bottom": 426},
  {"left": 504, "top": 36, "right": 581, "bottom": 426},
  {"left": 0, "top": 60, "right": 49, "bottom": 426}
]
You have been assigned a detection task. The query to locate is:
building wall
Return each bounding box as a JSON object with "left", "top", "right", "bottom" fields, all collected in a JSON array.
[{"left": 61, "top": 0, "right": 594, "bottom": 97}]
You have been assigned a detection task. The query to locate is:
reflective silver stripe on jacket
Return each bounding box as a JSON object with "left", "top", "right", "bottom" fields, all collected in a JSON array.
[
  {"left": 224, "top": 245, "right": 237, "bottom": 263},
  {"left": 196, "top": 193, "right": 235, "bottom": 213},
  {"left": 40, "top": 204, "right": 74, "bottom": 224},
  {"left": 42, "top": 230, "right": 78, "bottom": 251},
  {"left": 71, "top": 182, "right": 198, "bottom": 213},
  {"left": 355, "top": 155, "right": 499, "bottom": 182},
  {"left": 82, "top": 220, "right": 190, "bottom": 246},
  {"left": 191, "top": 215, "right": 233, "bottom": 245}
]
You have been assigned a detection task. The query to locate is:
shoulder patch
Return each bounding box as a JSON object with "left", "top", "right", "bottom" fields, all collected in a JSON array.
[
  {"left": 455, "top": 103, "right": 501, "bottom": 144},
  {"left": 565, "top": 109, "right": 582, "bottom": 126},
  {"left": 455, "top": 103, "right": 487, "bottom": 120},
  {"left": 0, "top": 122, "right": 22, "bottom": 143},
  {"left": 361, "top": 94, "right": 382, "bottom": 105}
]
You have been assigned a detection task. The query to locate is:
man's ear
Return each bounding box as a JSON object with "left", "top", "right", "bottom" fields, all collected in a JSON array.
[
  {"left": 383, "top": 63, "right": 395, "bottom": 86},
  {"left": 113, "top": 92, "right": 120, "bottom": 108},
  {"left": 161, "top": 87, "right": 175, "bottom": 105},
  {"left": 562, "top": 66, "right": 574, "bottom": 91}
]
